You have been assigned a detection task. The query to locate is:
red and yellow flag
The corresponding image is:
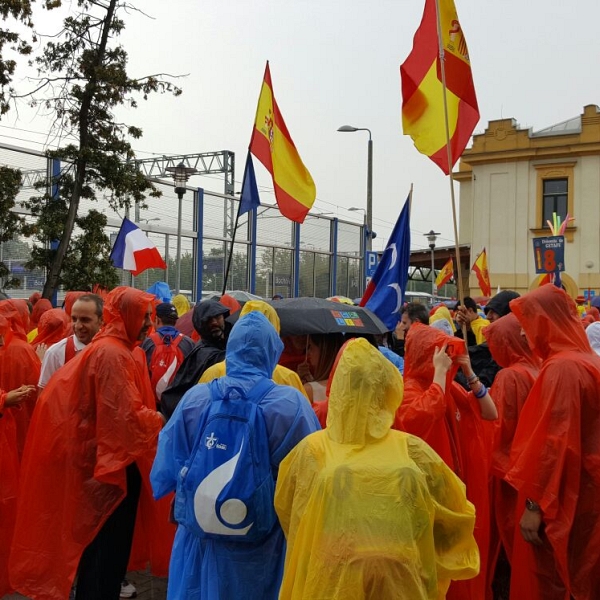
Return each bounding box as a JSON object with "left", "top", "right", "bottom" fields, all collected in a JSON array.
[
  {"left": 472, "top": 248, "right": 491, "bottom": 297},
  {"left": 249, "top": 62, "right": 316, "bottom": 223},
  {"left": 435, "top": 257, "right": 454, "bottom": 288},
  {"left": 401, "top": 0, "right": 479, "bottom": 174}
]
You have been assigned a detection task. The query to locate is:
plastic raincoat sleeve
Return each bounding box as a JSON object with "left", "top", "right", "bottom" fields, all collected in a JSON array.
[
  {"left": 93, "top": 350, "right": 164, "bottom": 483},
  {"left": 393, "top": 382, "right": 446, "bottom": 437},
  {"left": 405, "top": 436, "right": 480, "bottom": 584}
]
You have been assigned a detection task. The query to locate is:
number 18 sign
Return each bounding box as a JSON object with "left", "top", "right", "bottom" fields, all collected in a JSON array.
[{"left": 533, "top": 235, "right": 565, "bottom": 274}]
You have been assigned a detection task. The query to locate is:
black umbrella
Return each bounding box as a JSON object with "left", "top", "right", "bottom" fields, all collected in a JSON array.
[{"left": 260, "top": 297, "right": 390, "bottom": 336}]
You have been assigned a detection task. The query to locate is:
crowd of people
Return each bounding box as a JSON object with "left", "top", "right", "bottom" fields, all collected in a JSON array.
[{"left": 0, "top": 283, "right": 599, "bottom": 599}]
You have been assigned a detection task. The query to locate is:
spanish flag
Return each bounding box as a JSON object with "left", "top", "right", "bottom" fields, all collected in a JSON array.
[
  {"left": 435, "top": 257, "right": 454, "bottom": 289},
  {"left": 472, "top": 248, "right": 491, "bottom": 297},
  {"left": 249, "top": 62, "right": 316, "bottom": 223},
  {"left": 401, "top": 0, "right": 479, "bottom": 174}
]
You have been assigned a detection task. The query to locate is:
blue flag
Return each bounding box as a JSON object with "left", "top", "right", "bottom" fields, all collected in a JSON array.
[
  {"left": 359, "top": 197, "right": 411, "bottom": 330},
  {"left": 238, "top": 151, "right": 260, "bottom": 215}
]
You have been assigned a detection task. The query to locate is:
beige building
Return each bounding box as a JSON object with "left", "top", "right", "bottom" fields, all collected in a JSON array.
[{"left": 456, "top": 104, "right": 600, "bottom": 299}]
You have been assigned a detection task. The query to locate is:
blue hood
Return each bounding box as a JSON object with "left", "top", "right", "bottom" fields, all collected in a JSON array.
[{"left": 225, "top": 311, "right": 283, "bottom": 379}]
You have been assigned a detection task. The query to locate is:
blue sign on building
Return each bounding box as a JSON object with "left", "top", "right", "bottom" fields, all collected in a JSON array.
[{"left": 533, "top": 235, "right": 565, "bottom": 274}]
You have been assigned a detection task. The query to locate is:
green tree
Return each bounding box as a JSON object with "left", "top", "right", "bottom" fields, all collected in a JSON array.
[
  {"left": 0, "top": 165, "right": 24, "bottom": 290},
  {"left": 13, "top": 0, "right": 181, "bottom": 297}
]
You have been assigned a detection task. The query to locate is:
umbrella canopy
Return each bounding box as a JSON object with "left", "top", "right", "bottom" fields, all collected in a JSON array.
[
  {"left": 326, "top": 295, "right": 356, "bottom": 305},
  {"left": 253, "top": 297, "right": 389, "bottom": 336}
]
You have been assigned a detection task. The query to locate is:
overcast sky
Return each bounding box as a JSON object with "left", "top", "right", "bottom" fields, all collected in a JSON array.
[{"left": 3, "top": 0, "right": 600, "bottom": 252}]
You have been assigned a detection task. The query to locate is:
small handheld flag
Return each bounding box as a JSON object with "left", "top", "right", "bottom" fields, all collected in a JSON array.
[
  {"left": 472, "top": 248, "right": 491, "bottom": 297},
  {"left": 435, "top": 257, "right": 454, "bottom": 289},
  {"left": 110, "top": 218, "right": 167, "bottom": 276}
]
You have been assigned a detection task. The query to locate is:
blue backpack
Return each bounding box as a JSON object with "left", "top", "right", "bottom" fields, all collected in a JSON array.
[{"left": 174, "top": 378, "right": 278, "bottom": 543}]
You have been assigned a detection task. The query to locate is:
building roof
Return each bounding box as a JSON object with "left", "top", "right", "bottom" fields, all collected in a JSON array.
[{"left": 531, "top": 115, "right": 583, "bottom": 138}]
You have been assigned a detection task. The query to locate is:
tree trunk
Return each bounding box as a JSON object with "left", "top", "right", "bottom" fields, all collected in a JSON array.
[{"left": 42, "top": 0, "right": 118, "bottom": 299}]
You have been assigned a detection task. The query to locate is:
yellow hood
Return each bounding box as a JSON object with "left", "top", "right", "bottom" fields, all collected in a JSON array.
[{"left": 327, "top": 338, "right": 403, "bottom": 445}]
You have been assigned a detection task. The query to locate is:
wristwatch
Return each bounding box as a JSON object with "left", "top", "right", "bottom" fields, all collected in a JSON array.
[{"left": 525, "top": 498, "right": 541, "bottom": 512}]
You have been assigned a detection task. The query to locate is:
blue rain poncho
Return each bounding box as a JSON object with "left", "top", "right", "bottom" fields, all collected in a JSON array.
[
  {"left": 275, "top": 338, "right": 479, "bottom": 599},
  {"left": 150, "top": 311, "right": 320, "bottom": 599}
]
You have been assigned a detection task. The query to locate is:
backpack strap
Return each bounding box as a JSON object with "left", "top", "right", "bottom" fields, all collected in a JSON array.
[{"left": 187, "top": 378, "right": 276, "bottom": 462}]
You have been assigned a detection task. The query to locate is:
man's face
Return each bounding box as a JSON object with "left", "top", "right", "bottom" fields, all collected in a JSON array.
[
  {"left": 399, "top": 312, "right": 412, "bottom": 334},
  {"left": 204, "top": 314, "right": 225, "bottom": 341},
  {"left": 71, "top": 300, "right": 102, "bottom": 345},
  {"left": 137, "top": 303, "right": 153, "bottom": 341},
  {"left": 486, "top": 309, "right": 501, "bottom": 323}
]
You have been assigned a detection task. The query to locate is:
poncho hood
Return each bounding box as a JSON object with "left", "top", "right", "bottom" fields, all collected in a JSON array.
[
  {"left": 510, "top": 286, "right": 591, "bottom": 361},
  {"left": 225, "top": 310, "right": 282, "bottom": 379},
  {"left": 97, "top": 286, "right": 154, "bottom": 348},
  {"left": 327, "top": 337, "right": 404, "bottom": 445},
  {"left": 483, "top": 313, "right": 538, "bottom": 369}
]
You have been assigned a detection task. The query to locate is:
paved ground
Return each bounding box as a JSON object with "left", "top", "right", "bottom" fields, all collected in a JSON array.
[{"left": 2, "top": 570, "right": 168, "bottom": 600}]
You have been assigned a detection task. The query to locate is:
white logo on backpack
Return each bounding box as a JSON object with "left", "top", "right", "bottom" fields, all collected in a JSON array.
[{"left": 193, "top": 440, "right": 253, "bottom": 536}]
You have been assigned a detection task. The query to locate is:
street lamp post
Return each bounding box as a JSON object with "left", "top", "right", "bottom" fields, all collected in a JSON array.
[
  {"left": 337, "top": 125, "right": 373, "bottom": 252},
  {"left": 165, "top": 162, "right": 198, "bottom": 294},
  {"left": 424, "top": 230, "right": 440, "bottom": 297}
]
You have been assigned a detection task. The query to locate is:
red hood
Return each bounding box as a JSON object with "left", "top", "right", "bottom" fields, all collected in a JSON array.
[
  {"left": 31, "top": 298, "right": 52, "bottom": 328},
  {"left": 483, "top": 313, "right": 539, "bottom": 369},
  {"left": 510, "top": 286, "right": 592, "bottom": 361},
  {"left": 96, "top": 287, "right": 154, "bottom": 348},
  {"left": 404, "top": 322, "right": 465, "bottom": 385},
  {"left": 0, "top": 299, "right": 29, "bottom": 340}
]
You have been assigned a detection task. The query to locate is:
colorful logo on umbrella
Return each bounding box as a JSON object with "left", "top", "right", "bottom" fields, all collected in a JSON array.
[{"left": 331, "top": 310, "right": 364, "bottom": 328}]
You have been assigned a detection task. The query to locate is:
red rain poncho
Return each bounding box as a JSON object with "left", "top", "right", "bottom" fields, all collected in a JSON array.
[
  {"left": 30, "top": 308, "right": 71, "bottom": 350},
  {"left": 506, "top": 285, "right": 600, "bottom": 600},
  {"left": 0, "top": 313, "right": 28, "bottom": 596},
  {"left": 30, "top": 298, "right": 52, "bottom": 331},
  {"left": 0, "top": 300, "right": 40, "bottom": 456},
  {"left": 394, "top": 323, "right": 492, "bottom": 600},
  {"left": 483, "top": 314, "right": 539, "bottom": 567},
  {"left": 63, "top": 290, "right": 87, "bottom": 316},
  {"left": 9, "top": 287, "right": 164, "bottom": 600}
]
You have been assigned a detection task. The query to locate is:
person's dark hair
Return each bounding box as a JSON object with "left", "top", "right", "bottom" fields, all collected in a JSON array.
[
  {"left": 462, "top": 296, "right": 478, "bottom": 313},
  {"left": 309, "top": 333, "right": 345, "bottom": 382},
  {"left": 74, "top": 294, "right": 104, "bottom": 318},
  {"left": 404, "top": 302, "right": 429, "bottom": 325}
]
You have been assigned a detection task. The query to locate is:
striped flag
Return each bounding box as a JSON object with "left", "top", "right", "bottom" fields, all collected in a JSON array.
[
  {"left": 249, "top": 62, "right": 316, "bottom": 223},
  {"left": 401, "top": 0, "right": 479, "bottom": 174}
]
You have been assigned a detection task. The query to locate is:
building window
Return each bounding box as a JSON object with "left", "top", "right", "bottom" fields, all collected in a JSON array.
[
  {"left": 534, "top": 162, "right": 575, "bottom": 239},
  {"left": 542, "top": 178, "right": 568, "bottom": 228}
]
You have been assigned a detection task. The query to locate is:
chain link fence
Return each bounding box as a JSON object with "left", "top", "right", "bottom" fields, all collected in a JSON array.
[{"left": 0, "top": 143, "right": 364, "bottom": 302}]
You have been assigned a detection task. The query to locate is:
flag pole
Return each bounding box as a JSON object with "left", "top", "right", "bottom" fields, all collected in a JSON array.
[
  {"left": 434, "top": 0, "right": 468, "bottom": 334},
  {"left": 222, "top": 200, "right": 243, "bottom": 296}
]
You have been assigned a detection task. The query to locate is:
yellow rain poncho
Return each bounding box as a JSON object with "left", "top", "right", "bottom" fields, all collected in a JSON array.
[
  {"left": 275, "top": 338, "right": 479, "bottom": 599},
  {"left": 171, "top": 294, "right": 191, "bottom": 317},
  {"left": 199, "top": 300, "right": 308, "bottom": 399}
]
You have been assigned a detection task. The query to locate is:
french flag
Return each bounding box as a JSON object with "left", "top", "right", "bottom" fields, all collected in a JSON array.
[{"left": 110, "top": 218, "right": 167, "bottom": 276}]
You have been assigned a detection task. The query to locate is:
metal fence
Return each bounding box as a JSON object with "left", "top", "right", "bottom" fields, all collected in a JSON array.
[{"left": 0, "top": 143, "right": 364, "bottom": 302}]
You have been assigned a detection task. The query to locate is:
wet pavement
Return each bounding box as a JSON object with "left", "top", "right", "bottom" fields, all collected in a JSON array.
[{"left": 2, "top": 570, "right": 167, "bottom": 600}]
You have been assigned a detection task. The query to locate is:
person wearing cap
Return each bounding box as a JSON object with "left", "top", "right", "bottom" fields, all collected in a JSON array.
[
  {"left": 456, "top": 291, "right": 521, "bottom": 390},
  {"left": 575, "top": 294, "right": 587, "bottom": 317},
  {"left": 160, "top": 299, "right": 230, "bottom": 419},
  {"left": 198, "top": 300, "right": 308, "bottom": 399},
  {"left": 140, "top": 303, "right": 195, "bottom": 386}
]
